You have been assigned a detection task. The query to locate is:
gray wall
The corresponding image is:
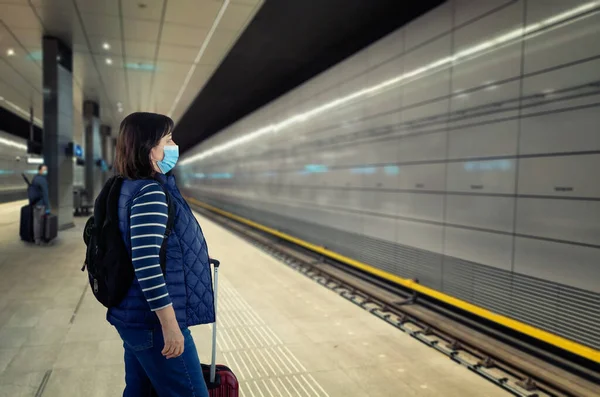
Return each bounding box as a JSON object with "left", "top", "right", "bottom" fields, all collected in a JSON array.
[{"left": 179, "top": 0, "right": 600, "bottom": 350}]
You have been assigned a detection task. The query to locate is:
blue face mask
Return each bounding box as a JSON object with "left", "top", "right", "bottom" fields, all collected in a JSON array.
[
  {"left": 41, "top": 170, "right": 48, "bottom": 176},
  {"left": 157, "top": 145, "right": 179, "bottom": 174}
]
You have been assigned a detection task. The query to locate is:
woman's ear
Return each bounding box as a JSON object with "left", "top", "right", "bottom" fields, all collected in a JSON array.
[
  {"left": 150, "top": 145, "right": 162, "bottom": 163},
  {"left": 149, "top": 145, "right": 162, "bottom": 173}
]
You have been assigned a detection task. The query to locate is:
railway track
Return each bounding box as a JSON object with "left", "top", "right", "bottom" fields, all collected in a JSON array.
[{"left": 193, "top": 204, "right": 600, "bottom": 397}]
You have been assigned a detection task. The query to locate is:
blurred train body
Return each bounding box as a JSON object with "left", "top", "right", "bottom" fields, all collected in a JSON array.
[
  {"left": 0, "top": 131, "right": 41, "bottom": 202},
  {"left": 179, "top": 1, "right": 600, "bottom": 352}
]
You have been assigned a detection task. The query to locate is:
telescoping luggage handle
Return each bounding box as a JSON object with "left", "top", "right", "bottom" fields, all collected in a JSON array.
[{"left": 209, "top": 258, "right": 220, "bottom": 384}]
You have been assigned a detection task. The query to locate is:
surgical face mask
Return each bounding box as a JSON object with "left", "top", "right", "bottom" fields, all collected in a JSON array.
[
  {"left": 156, "top": 145, "right": 179, "bottom": 174},
  {"left": 41, "top": 170, "right": 48, "bottom": 176}
]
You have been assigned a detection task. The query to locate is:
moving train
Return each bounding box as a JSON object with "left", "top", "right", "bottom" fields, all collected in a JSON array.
[
  {"left": 178, "top": 0, "right": 600, "bottom": 362},
  {"left": 0, "top": 130, "right": 42, "bottom": 203}
]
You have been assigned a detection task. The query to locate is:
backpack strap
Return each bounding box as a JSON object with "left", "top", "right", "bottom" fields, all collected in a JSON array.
[
  {"left": 94, "top": 176, "right": 124, "bottom": 249},
  {"left": 105, "top": 177, "right": 125, "bottom": 228},
  {"left": 22, "top": 173, "right": 31, "bottom": 187}
]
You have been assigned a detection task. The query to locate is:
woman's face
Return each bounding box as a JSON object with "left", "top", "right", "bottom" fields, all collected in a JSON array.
[{"left": 150, "top": 133, "right": 176, "bottom": 173}]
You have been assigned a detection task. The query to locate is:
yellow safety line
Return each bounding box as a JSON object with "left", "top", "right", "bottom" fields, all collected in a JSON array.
[{"left": 187, "top": 196, "right": 600, "bottom": 363}]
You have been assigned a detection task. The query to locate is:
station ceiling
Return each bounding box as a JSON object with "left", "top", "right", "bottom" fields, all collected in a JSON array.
[
  {"left": 0, "top": 0, "right": 262, "bottom": 141},
  {"left": 0, "top": 0, "right": 443, "bottom": 149}
]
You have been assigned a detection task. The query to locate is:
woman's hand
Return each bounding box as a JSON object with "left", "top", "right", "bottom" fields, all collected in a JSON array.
[
  {"left": 156, "top": 305, "right": 184, "bottom": 359},
  {"left": 161, "top": 321, "right": 185, "bottom": 359}
]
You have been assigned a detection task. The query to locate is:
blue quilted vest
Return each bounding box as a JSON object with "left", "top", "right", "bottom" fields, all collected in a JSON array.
[{"left": 106, "top": 174, "right": 215, "bottom": 329}]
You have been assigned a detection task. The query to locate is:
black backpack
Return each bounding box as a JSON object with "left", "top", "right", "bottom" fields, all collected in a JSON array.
[
  {"left": 81, "top": 175, "right": 175, "bottom": 308},
  {"left": 22, "top": 174, "right": 42, "bottom": 205}
]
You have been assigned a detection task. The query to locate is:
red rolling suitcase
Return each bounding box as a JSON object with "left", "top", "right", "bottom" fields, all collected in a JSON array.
[{"left": 203, "top": 258, "right": 239, "bottom": 396}]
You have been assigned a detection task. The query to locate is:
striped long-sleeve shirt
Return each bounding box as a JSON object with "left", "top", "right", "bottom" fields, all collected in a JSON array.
[{"left": 130, "top": 182, "right": 172, "bottom": 311}]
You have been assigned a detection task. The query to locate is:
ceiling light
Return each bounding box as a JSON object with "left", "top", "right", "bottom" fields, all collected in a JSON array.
[
  {"left": 125, "top": 62, "right": 155, "bottom": 71},
  {"left": 102, "top": 42, "right": 111, "bottom": 50},
  {"left": 27, "top": 157, "right": 44, "bottom": 165},
  {"left": 27, "top": 51, "right": 42, "bottom": 61},
  {"left": 7, "top": 48, "right": 15, "bottom": 56},
  {"left": 105, "top": 58, "right": 113, "bottom": 65}
]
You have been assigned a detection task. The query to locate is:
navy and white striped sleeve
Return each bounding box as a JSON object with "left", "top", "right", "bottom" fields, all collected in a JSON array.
[{"left": 130, "top": 182, "right": 172, "bottom": 311}]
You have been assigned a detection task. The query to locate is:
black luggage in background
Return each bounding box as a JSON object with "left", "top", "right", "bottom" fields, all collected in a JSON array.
[
  {"left": 43, "top": 214, "right": 58, "bottom": 242},
  {"left": 20, "top": 173, "right": 35, "bottom": 243},
  {"left": 20, "top": 207, "right": 57, "bottom": 243},
  {"left": 20, "top": 204, "right": 34, "bottom": 242}
]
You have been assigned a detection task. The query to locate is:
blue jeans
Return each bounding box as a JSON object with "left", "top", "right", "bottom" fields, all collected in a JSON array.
[{"left": 115, "top": 325, "right": 209, "bottom": 397}]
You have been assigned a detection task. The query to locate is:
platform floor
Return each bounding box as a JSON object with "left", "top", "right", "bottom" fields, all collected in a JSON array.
[{"left": 0, "top": 200, "right": 509, "bottom": 397}]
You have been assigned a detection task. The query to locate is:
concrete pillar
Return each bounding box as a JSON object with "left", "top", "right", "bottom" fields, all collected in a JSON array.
[
  {"left": 83, "top": 101, "right": 102, "bottom": 202},
  {"left": 100, "top": 125, "right": 112, "bottom": 182},
  {"left": 42, "top": 36, "right": 74, "bottom": 230}
]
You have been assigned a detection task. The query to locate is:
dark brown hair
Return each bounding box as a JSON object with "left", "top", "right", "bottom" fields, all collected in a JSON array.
[{"left": 114, "top": 112, "right": 174, "bottom": 179}]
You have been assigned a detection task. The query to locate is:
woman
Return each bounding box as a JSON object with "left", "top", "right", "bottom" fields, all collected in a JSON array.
[{"left": 110, "top": 112, "right": 214, "bottom": 396}]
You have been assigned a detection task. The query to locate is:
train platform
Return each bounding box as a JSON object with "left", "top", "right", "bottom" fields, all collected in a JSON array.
[{"left": 0, "top": 200, "right": 509, "bottom": 397}]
